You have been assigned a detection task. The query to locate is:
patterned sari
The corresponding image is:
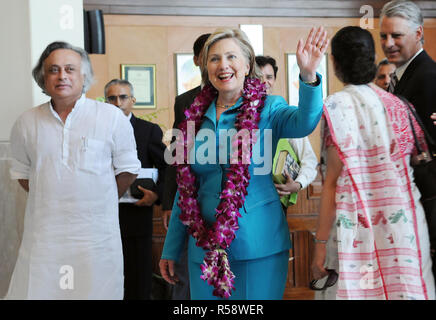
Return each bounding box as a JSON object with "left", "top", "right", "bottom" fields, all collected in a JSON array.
[{"left": 321, "top": 83, "right": 435, "bottom": 300}]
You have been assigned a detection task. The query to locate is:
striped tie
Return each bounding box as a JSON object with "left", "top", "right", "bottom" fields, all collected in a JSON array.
[{"left": 388, "top": 72, "right": 398, "bottom": 93}]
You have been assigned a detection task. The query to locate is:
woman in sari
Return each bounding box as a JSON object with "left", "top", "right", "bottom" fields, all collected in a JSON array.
[{"left": 311, "top": 26, "right": 435, "bottom": 300}]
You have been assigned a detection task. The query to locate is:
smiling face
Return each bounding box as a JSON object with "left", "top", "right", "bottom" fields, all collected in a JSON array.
[
  {"left": 380, "top": 16, "right": 423, "bottom": 67},
  {"left": 206, "top": 38, "right": 250, "bottom": 98},
  {"left": 43, "top": 49, "right": 85, "bottom": 101},
  {"left": 259, "top": 63, "right": 276, "bottom": 95}
]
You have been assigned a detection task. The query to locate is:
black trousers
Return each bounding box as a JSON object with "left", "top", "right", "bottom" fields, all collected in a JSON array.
[
  {"left": 423, "top": 198, "right": 436, "bottom": 279},
  {"left": 119, "top": 203, "right": 153, "bottom": 300}
]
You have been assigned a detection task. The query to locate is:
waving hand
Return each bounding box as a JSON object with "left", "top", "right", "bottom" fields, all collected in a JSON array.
[{"left": 297, "top": 26, "right": 329, "bottom": 82}]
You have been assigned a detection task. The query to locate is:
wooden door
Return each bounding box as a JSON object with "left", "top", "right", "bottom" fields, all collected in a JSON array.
[{"left": 283, "top": 170, "right": 322, "bottom": 299}]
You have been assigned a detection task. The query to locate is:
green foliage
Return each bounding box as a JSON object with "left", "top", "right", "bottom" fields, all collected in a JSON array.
[{"left": 137, "top": 107, "right": 169, "bottom": 131}]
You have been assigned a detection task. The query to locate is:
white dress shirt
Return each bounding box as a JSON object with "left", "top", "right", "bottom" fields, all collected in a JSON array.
[
  {"left": 7, "top": 95, "right": 140, "bottom": 299},
  {"left": 288, "top": 137, "right": 318, "bottom": 189},
  {"left": 395, "top": 48, "right": 423, "bottom": 81}
]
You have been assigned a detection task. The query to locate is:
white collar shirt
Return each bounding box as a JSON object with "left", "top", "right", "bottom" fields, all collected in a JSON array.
[
  {"left": 395, "top": 48, "right": 423, "bottom": 81},
  {"left": 7, "top": 95, "right": 140, "bottom": 299},
  {"left": 288, "top": 137, "right": 318, "bottom": 189}
]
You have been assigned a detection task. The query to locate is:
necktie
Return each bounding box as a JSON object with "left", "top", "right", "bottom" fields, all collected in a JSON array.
[{"left": 388, "top": 72, "right": 398, "bottom": 93}]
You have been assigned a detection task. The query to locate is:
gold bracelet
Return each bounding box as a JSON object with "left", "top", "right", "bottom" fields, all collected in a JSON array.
[{"left": 304, "top": 78, "right": 318, "bottom": 86}]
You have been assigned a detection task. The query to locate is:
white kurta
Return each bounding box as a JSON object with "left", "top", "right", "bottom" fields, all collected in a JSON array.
[
  {"left": 7, "top": 96, "right": 141, "bottom": 299},
  {"left": 288, "top": 137, "right": 318, "bottom": 189}
]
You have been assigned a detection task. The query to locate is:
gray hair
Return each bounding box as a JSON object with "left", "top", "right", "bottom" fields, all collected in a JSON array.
[
  {"left": 380, "top": 0, "right": 424, "bottom": 43},
  {"left": 32, "top": 41, "right": 94, "bottom": 94},
  {"left": 104, "top": 79, "right": 135, "bottom": 99},
  {"left": 200, "top": 28, "right": 263, "bottom": 86},
  {"left": 376, "top": 58, "right": 395, "bottom": 72}
]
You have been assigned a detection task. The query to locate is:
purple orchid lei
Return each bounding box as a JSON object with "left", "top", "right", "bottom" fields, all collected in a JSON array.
[{"left": 175, "top": 78, "right": 266, "bottom": 298}]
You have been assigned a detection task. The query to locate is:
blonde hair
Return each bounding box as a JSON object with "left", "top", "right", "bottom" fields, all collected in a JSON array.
[{"left": 200, "top": 28, "right": 263, "bottom": 86}]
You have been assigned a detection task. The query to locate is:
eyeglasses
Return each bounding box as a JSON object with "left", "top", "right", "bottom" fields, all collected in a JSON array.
[
  {"left": 106, "top": 94, "right": 131, "bottom": 102},
  {"left": 309, "top": 269, "right": 338, "bottom": 291}
]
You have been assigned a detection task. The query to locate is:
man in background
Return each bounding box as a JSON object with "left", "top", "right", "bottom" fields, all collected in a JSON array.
[
  {"left": 380, "top": 0, "right": 436, "bottom": 140},
  {"left": 374, "top": 59, "right": 396, "bottom": 91},
  {"left": 380, "top": 0, "right": 436, "bottom": 280},
  {"left": 105, "top": 79, "right": 166, "bottom": 300},
  {"left": 255, "top": 55, "right": 318, "bottom": 209}
]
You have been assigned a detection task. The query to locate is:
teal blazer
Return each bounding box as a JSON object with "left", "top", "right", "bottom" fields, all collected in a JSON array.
[{"left": 162, "top": 76, "right": 323, "bottom": 263}]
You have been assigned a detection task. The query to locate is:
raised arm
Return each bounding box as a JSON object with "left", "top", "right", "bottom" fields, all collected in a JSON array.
[
  {"left": 297, "top": 26, "right": 329, "bottom": 83},
  {"left": 271, "top": 27, "right": 329, "bottom": 138}
]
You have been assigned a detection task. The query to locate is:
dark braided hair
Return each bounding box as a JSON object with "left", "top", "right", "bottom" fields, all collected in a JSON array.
[{"left": 331, "top": 26, "right": 377, "bottom": 85}]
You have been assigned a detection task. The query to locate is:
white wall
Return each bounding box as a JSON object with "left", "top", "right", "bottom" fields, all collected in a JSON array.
[
  {"left": 0, "top": 0, "right": 84, "bottom": 141},
  {"left": 29, "top": 0, "right": 84, "bottom": 107},
  {"left": 0, "top": 0, "right": 84, "bottom": 298},
  {"left": 0, "top": 1, "right": 33, "bottom": 142}
]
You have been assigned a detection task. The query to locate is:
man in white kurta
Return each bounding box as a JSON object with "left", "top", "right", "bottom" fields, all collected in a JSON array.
[{"left": 6, "top": 42, "right": 141, "bottom": 299}]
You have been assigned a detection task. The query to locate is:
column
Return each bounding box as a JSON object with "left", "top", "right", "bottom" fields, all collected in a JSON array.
[{"left": 0, "top": 0, "right": 84, "bottom": 298}]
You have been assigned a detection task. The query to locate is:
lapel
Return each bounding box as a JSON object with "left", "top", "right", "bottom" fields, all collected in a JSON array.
[
  {"left": 184, "top": 86, "right": 202, "bottom": 111},
  {"left": 191, "top": 85, "right": 201, "bottom": 98},
  {"left": 129, "top": 113, "right": 137, "bottom": 129},
  {"left": 395, "top": 50, "right": 428, "bottom": 94},
  {"left": 129, "top": 114, "right": 143, "bottom": 143}
]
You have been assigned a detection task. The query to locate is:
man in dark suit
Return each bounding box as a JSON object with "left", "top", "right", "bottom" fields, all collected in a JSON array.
[
  {"left": 380, "top": 0, "right": 436, "bottom": 280},
  {"left": 161, "top": 33, "right": 210, "bottom": 300},
  {"left": 374, "top": 59, "right": 396, "bottom": 91},
  {"left": 105, "top": 79, "right": 166, "bottom": 300},
  {"left": 380, "top": 0, "right": 436, "bottom": 141}
]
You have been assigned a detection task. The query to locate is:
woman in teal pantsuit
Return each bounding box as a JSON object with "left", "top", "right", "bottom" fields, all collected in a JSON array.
[{"left": 160, "top": 27, "right": 329, "bottom": 300}]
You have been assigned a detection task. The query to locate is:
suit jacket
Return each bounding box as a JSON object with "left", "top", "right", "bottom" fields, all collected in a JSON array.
[
  {"left": 161, "top": 78, "right": 324, "bottom": 263},
  {"left": 394, "top": 50, "right": 436, "bottom": 142},
  {"left": 119, "top": 114, "right": 167, "bottom": 236},
  {"left": 162, "top": 86, "right": 201, "bottom": 211}
]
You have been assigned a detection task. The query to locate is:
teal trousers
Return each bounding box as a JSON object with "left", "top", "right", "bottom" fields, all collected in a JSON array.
[{"left": 188, "top": 250, "right": 289, "bottom": 300}]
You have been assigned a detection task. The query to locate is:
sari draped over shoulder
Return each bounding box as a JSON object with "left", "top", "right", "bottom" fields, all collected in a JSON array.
[{"left": 322, "top": 84, "right": 434, "bottom": 300}]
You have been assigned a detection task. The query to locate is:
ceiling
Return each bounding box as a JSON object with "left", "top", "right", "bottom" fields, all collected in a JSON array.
[{"left": 83, "top": 0, "right": 436, "bottom": 18}]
